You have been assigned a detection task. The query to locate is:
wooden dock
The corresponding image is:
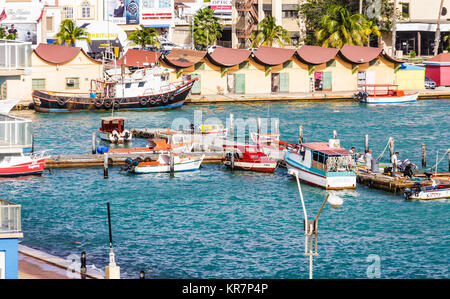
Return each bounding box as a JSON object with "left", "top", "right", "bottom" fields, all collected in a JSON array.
[{"left": 45, "top": 152, "right": 223, "bottom": 168}]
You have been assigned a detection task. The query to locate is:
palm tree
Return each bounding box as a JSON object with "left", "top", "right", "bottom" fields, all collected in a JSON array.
[
  {"left": 54, "top": 19, "right": 91, "bottom": 46},
  {"left": 0, "top": 27, "right": 15, "bottom": 40},
  {"left": 392, "top": 0, "right": 398, "bottom": 56},
  {"left": 315, "top": 5, "right": 377, "bottom": 48},
  {"left": 191, "top": 7, "right": 222, "bottom": 49},
  {"left": 128, "top": 25, "right": 160, "bottom": 49},
  {"left": 251, "top": 16, "right": 291, "bottom": 48},
  {"left": 434, "top": 0, "right": 445, "bottom": 56}
]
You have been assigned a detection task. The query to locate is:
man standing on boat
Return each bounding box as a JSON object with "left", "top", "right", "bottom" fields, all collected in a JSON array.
[
  {"left": 365, "top": 149, "right": 373, "bottom": 171},
  {"left": 391, "top": 152, "right": 399, "bottom": 173}
]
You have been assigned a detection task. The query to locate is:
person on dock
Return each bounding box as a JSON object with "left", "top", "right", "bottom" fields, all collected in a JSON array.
[
  {"left": 391, "top": 152, "right": 399, "bottom": 172},
  {"left": 365, "top": 149, "right": 372, "bottom": 171}
]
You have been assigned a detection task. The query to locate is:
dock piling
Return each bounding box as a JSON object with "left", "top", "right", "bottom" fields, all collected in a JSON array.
[
  {"left": 274, "top": 119, "right": 279, "bottom": 134},
  {"left": 169, "top": 152, "right": 174, "bottom": 177},
  {"left": 92, "top": 132, "right": 96, "bottom": 154},
  {"left": 230, "top": 113, "right": 234, "bottom": 171},
  {"left": 80, "top": 251, "right": 87, "bottom": 279},
  {"left": 389, "top": 138, "right": 395, "bottom": 159},
  {"left": 103, "top": 153, "right": 108, "bottom": 179},
  {"left": 333, "top": 130, "right": 337, "bottom": 139},
  {"left": 365, "top": 135, "right": 369, "bottom": 153},
  {"left": 422, "top": 144, "right": 426, "bottom": 168},
  {"left": 299, "top": 125, "right": 303, "bottom": 144}
]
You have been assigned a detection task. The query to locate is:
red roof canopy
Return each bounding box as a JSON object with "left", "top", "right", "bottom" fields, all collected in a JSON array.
[
  {"left": 424, "top": 53, "right": 450, "bottom": 65},
  {"left": 302, "top": 142, "right": 352, "bottom": 156},
  {"left": 339, "top": 45, "right": 382, "bottom": 64},
  {"left": 208, "top": 47, "right": 251, "bottom": 67},
  {"left": 116, "top": 49, "right": 161, "bottom": 67},
  {"left": 296, "top": 45, "right": 339, "bottom": 65},
  {"left": 252, "top": 46, "right": 296, "bottom": 66},
  {"left": 164, "top": 48, "right": 206, "bottom": 68},
  {"left": 34, "top": 43, "right": 83, "bottom": 64}
]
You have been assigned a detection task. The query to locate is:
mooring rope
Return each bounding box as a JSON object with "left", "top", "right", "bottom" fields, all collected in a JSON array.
[
  {"left": 376, "top": 137, "right": 394, "bottom": 161},
  {"left": 426, "top": 150, "right": 449, "bottom": 172}
]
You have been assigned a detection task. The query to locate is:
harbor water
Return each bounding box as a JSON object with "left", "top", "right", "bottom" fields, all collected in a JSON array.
[{"left": 1, "top": 100, "right": 449, "bottom": 279}]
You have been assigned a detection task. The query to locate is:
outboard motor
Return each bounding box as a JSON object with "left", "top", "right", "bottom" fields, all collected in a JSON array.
[
  {"left": 403, "top": 187, "right": 413, "bottom": 200},
  {"left": 119, "top": 157, "right": 134, "bottom": 172}
]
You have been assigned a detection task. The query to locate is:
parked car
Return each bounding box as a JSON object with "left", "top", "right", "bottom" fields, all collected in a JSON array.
[{"left": 425, "top": 77, "right": 436, "bottom": 89}]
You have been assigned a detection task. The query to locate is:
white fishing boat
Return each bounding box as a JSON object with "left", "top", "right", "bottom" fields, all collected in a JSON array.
[
  {"left": 0, "top": 99, "right": 20, "bottom": 114},
  {"left": 354, "top": 84, "right": 419, "bottom": 104},
  {"left": 122, "top": 153, "right": 205, "bottom": 173},
  {"left": 285, "top": 139, "right": 356, "bottom": 189},
  {"left": 403, "top": 180, "right": 450, "bottom": 200}
]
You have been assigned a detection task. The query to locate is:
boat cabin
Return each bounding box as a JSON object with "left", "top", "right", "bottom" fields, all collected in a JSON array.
[
  {"left": 197, "top": 124, "right": 226, "bottom": 134},
  {"left": 358, "top": 84, "right": 404, "bottom": 97},
  {"left": 99, "top": 117, "right": 130, "bottom": 133},
  {"left": 296, "top": 140, "right": 353, "bottom": 174},
  {"left": 223, "top": 144, "right": 270, "bottom": 161}
]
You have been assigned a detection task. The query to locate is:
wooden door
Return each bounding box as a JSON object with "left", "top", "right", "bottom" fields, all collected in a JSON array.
[{"left": 271, "top": 73, "right": 280, "bottom": 92}]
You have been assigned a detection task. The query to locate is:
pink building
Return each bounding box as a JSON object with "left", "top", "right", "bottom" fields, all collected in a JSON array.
[{"left": 423, "top": 53, "right": 450, "bottom": 86}]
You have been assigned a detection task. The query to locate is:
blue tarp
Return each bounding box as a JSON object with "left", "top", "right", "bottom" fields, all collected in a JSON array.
[{"left": 398, "top": 63, "right": 425, "bottom": 71}]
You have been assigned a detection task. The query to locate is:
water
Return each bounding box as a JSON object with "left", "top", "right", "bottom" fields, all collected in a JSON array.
[{"left": 1, "top": 100, "right": 449, "bottom": 279}]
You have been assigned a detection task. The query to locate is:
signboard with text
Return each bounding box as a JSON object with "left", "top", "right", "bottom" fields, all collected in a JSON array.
[
  {"left": 140, "top": 0, "right": 173, "bottom": 27},
  {"left": 210, "top": 0, "right": 232, "bottom": 12}
]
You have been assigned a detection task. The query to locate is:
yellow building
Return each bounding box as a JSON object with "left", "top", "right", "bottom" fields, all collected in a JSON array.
[
  {"left": 6, "top": 43, "right": 103, "bottom": 102},
  {"left": 395, "top": 64, "right": 425, "bottom": 90},
  {"left": 159, "top": 45, "right": 402, "bottom": 96}
]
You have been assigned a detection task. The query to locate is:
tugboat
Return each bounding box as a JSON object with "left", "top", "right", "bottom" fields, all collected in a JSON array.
[
  {"left": 98, "top": 117, "right": 132, "bottom": 144},
  {"left": 222, "top": 144, "right": 278, "bottom": 173},
  {"left": 32, "top": 67, "right": 197, "bottom": 112}
]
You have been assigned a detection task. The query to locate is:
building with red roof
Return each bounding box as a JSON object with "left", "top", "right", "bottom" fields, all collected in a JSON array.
[{"left": 423, "top": 53, "right": 450, "bottom": 86}]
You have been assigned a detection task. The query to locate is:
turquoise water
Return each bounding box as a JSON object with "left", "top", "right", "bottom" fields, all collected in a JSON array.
[{"left": 2, "top": 100, "right": 449, "bottom": 279}]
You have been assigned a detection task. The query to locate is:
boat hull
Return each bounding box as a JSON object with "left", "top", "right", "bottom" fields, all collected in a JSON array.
[
  {"left": 223, "top": 160, "right": 277, "bottom": 173},
  {"left": 0, "top": 158, "right": 46, "bottom": 176},
  {"left": 285, "top": 151, "right": 356, "bottom": 190},
  {"left": 132, "top": 157, "right": 203, "bottom": 173},
  {"left": 32, "top": 80, "right": 196, "bottom": 112},
  {"left": 405, "top": 187, "right": 450, "bottom": 200},
  {"left": 363, "top": 92, "right": 419, "bottom": 104}
]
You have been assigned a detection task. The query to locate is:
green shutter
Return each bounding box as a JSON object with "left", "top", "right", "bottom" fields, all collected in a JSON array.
[
  {"left": 280, "top": 73, "right": 289, "bottom": 92},
  {"left": 191, "top": 74, "right": 201, "bottom": 94},
  {"left": 322, "top": 72, "right": 332, "bottom": 91},
  {"left": 235, "top": 74, "right": 245, "bottom": 94}
]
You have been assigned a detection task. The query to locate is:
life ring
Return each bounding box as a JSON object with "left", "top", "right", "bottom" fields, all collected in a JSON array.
[
  {"left": 103, "top": 100, "right": 112, "bottom": 109},
  {"left": 144, "top": 157, "right": 152, "bottom": 162},
  {"left": 139, "top": 98, "right": 148, "bottom": 106},
  {"left": 57, "top": 98, "right": 66, "bottom": 106},
  {"left": 94, "top": 99, "right": 103, "bottom": 109},
  {"left": 149, "top": 99, "right": 156, "bottom": 105},
  {"left": 162, "top": 95, "right": 169, "bottom": 103},
  {"left": 334, "top": 141, "right": 339, "bottom": 147}
]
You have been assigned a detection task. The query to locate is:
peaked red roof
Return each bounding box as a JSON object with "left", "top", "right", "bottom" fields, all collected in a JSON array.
[
  {"left": 296, "top": 45, "right": 339, "bottom": 65},
  {"left": 34, "top": 43, "right": 83, "bottom": 64},
  {"left": 424, "top": 53, "right": 450, "bottom": 64},
  {"left": 208, "top": 47, "right": 251, "bottom": 67},
  {"left": 116, "top": 49, "right": 161, "bottom": 67},
  {"left": 163, "top": 48, "right": 206, "bottom": 68},
  {"left": 252, "top": 46, "right": 296, "bottom": 66},
  {"left": 339, "top": 45, "right": 382, "bottom": 64}
]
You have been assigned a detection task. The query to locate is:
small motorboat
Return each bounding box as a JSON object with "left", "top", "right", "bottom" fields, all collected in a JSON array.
[
  {"left": 354, "top": 84, "right": 418, "bottom": 104},
  {"left": 222, "top": 144, "right": 278, "bottom": 173},
  {"left": 0, "top": 152, "right": 47, "bottom": 176},
  {"left": 121, "top": 153, "right": 205, "bottom": 173},
  {"left": 108, "top": 137, "right": 193, "bottom": 155},
  {"left": 403, "top": 180, "right": 450, "bottom": 200},
  {"left": 98, "top": 117, "right": 132, "bottom": 144},
  {"left": 250, "top": 131, "right": 295, "bottom": 161}
]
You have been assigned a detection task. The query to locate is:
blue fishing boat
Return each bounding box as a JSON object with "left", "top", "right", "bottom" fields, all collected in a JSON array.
[{"left": 285, "top": 139, "right": 356, "bottom": 189}]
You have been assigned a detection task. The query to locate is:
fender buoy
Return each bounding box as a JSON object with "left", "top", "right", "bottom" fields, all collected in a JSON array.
[
  {"left": 94, "top": 100, "right": 103, "bottom": 109},
  {"left": 162, "top": 95, "right": 169, "bottom": 103},
  {"left": 57, "top": 98, "right": 66, "bottom": 106},
  {"left": 149, "top": 99, "right": 156, "bottom": 105},
  {"left": 113, "top": 100, "right": 120, "bottom": 109},
  {"left": 103, "top": 100, "right": 112, "bottom": 109},
  {"left": 139, "top": 98, "right": 148, "bottom": 106}
]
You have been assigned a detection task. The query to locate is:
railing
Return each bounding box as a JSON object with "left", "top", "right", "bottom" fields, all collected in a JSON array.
[
  {"left": 0, "top": 114, "right": 33, "bottom": 152},
  {"left": 0, "top": 39, "right": 32, "bottom": 70},
  {"left": 0, "top": 199, "right": 22, "bottom": 234}
]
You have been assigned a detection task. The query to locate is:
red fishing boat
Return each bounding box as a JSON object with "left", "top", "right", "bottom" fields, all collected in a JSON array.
[
  {"left": 0, "top": 152, "right": 47, "bottom": 176},
  {"left": 222, "top": 144, "right": 278, "bottom": 172},
  {"left": 251, "top": 131, "right": 296, "bottom": 161}
]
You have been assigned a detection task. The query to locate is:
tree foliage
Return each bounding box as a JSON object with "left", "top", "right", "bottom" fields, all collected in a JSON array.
[
  {"left": 128, "top": 25, "right": 160, "bottom": 49},
  {"left": 191, "top": 7, "right": 223, "bottom": 49},
  {"left": 0, "top": 27, "right": 15, "bottom": 40},
  {"left": 251, "top": 16, "right": 291, "bottom": 48},
  {"left": 54, "top": 19, "right": 91, "bottom": 46}
]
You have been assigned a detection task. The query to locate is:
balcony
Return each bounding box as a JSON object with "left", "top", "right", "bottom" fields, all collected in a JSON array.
[
  {"left": 0, "top": 39, "right": 32, "bottom": 74},
  {"left": 0, "top": 114, "right": 33, "bottom": 155},
  {"left": 0, "top": 199, "right": 22, "bottom": 238}
]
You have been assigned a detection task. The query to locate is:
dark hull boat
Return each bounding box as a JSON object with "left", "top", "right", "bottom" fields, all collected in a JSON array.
[{"left": 32, "top": 79, "right": 197, "bottom": 113}]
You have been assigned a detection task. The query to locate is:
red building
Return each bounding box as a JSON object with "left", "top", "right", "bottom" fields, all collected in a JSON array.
[{"left": 423, "top": 53, "right": 450, "bottom": 86}]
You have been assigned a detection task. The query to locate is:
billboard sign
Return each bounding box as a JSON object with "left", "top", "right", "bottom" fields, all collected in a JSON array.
[
  {"left": 104, "top": 0, "right": 126, "bottom": 24},
  {"left": 210, "top": 0, "right": 232, "bottom": 12},
  {"left": 125, "top": 0, "right": 140, "bottom": 24},
  {"left": 140, "top": 0, "right": 173, "bottom": 27}
]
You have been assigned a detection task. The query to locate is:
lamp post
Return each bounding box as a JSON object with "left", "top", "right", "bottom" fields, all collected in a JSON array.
[{"left": 289, "top": 170, "right": 343, "bottom": 279}]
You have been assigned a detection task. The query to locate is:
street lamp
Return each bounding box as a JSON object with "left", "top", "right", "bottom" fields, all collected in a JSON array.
[{"left": 288, "top": 169, "right": 344, "bottom": 279}]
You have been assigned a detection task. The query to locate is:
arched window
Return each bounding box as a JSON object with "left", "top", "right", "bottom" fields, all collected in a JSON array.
[{"left": 81, "top": 1, "right": 91, "bottom": 19}]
